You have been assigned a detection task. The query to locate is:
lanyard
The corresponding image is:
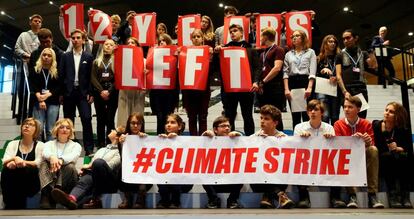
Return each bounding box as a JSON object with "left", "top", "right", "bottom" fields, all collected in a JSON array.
[
  {"left": 293, "top": 50, "right": 305, "bottom": 68},
  {"left": 19, "top": 140, "right": 34, "bottom": 161},
  {"left": 102, "top": 60, "right": 112, "bottom": 73},
  {"left": 327, "top": 59, "right": 336, "bottom": 75},
  {"left": 262, "top": 44, "right": 275, "bottom": 67},
  {"left": 42, "top": 69, "right": 50, "bottom": 89},
  {"left": 56, "top": 141, "right": 68, "bottom": 158},
  {"left": 343, "top": 50, "right": 362, "bottom": 67}
]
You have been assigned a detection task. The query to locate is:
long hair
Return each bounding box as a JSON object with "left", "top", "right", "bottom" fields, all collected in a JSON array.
[
  {"left": 34, "top": 48, "right": 58, "bottom": 79},
  {"left": 191, "top": 29, "right": 205, "bottom": 46},
  {"left": 386, "top": 102, "right": 409, "bottom": 129},
  {"left": 125, "top": 112, "right": 145, "bottom": 134},
  {"left": 291, "top": 29, "right": 310, "bottom": 50},
  {"left": 318, "top": 35, "right": 340, "bottom": 62},
  {"left": 94, "top": 39, "right": 115, "bottom": 72},
  {"left": 166, "top": 113, "right": 185, "bottom": 135},
  {"left": 201, "top": 15, "right": 215, "bottom": 42}
]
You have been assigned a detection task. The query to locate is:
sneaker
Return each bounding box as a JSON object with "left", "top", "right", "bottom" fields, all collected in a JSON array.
[
  {"left": 277, "top": 192, "right": 295, "bottom": 209},
  {"left": 169, "top": 203, "right": 180, "bottom": 209},
  {"left": 51, "top": 188, "right": 77, "bottom": 210},
  {"left": 260, "top": 195, "right": 275, "bottom": 209},
  {"left": 83, "top": 198, "right": 103, "bottom": 209},
  {"left": 331, "top": 198, "right": 346, "bottom": 208},
  {"left": 402, "top": 199, "right": 413, "bottom": 209},
  {"left": 156, "top": 202, "right": 168, "bottom": 209},
  {"left": 296, "top": 197, "right": 311, "bottom": 208},
  {"left": 206, "top": 197, "right": 221, "bottom": 209},
  {"left": 347, "top": 195, "right": 358, "bottom": 208},
  {"left": 368, "top": 194, "right": 384, "bottom": 209},
  {"left": 227, "top": 200, "right": 243, "bottom": 209}
]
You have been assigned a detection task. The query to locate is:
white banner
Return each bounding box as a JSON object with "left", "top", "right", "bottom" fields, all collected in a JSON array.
[{"left": 122, "top": 136, "right": 367, "bottom": 186}]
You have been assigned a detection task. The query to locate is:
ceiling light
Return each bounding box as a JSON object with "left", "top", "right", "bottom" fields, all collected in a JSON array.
[
  {"left": 89, "top": 7, "right": 93, "bottom": 10},
  {"left": 49, "top": 1, "right": 53, "bottom": 4},
  {"left": 0, "top": 11, "right": 5, "bottom": 15},
  {"left": 3, "top": 44, "right": 12, "bottom": 50},
  {"left": 409, "top": 32, "right": 413, "bottom": 36},
  {"left": 219, "top": 3, "right": 224, "bottom": 8},
  {"left": 343, "top": 7, "right": 349, "bottom": 12}
]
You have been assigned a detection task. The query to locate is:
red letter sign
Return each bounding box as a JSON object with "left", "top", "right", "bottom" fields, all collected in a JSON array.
[
  {"left": 146, "top": 46, "right": 178, "bottom": 90},
  {"left": 61, "top": 3, "right": 84, "bottom": 39},
  {"left": 178, "top": 46, "right": 210, "bottom": 90},
  {"left": 223, "top": 16, "right": 250, "bottom": 45},
  {"left": 256, "top": 14, "right": 282, "bottom": 48},
  {"left": 177, "top": 14, "right": 201, "bottom": 46},
  {"left": 285, "top": 11, "right": 312, "bottom": 47},
  {"left": 114, "top": 45, "right": 145, "bottom": 90},
  {"left": 88, "top": 9, "right": 112, "bottom": 43},
  {"left": 131, "top": 13, "right": 157, "bottom": 46},
  {"left": 220, "top": 47, "right": 252, "bottom": 92}
]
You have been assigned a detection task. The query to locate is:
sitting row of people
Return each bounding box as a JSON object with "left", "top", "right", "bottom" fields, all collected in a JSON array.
[{"left": 1, "top": 98, "right": 412, "bottom": 209}]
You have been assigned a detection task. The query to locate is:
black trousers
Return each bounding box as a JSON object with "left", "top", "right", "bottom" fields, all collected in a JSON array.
[
  {"left": 157, "top": 184, "right": 193, "bottom": 205},
  {"left": 94, "top": 91, "right": 119, "bottom": 148},
  {"left": 340, "top": 82, "right": 368, "bottom": 119},
  {"left": 257, "top": 81, "right": 285, "bottom": 131},
  {"left": 224, "top": 92, "right": 255, "bottom": 135},
  {"left": 1, "top": 166, "right": 40, "bottom": 209},
  {"left": 150, "top": 90, "right": 178, "bottom": 134},
  {"left": 287, "top": 75, "right": 311, "bottom": 129},
  {"left": 202, "top": 184, "right": 243, "bottom": 202},
  {"left": 63, "top": 88, "right": 94, "bottom": 153},
  {"left": 250, "top": 184, "right": 288, "bottom": 201}
]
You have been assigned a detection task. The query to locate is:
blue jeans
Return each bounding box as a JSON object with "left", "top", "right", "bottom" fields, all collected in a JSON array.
[{"left": 33, "top": 103, "right": 59, "bottom": 141}]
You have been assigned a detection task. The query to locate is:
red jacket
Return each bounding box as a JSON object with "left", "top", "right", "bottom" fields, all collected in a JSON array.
[{"left": 333, "top": 118, "right": 375, "bottom": 146}]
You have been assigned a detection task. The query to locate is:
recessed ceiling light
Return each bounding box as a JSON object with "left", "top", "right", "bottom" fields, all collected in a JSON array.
[
  {"left": 219, "top": 3, "right": 224, "bottom": 8},
  {"left": 0, "top": 11, "right": 5, "bottom": 15},
  {"left": 409, "top": 32, "right": 413, "bottom": 36},
  {"left": 343, "top": 7, "right": 349, "bottom": 12}
]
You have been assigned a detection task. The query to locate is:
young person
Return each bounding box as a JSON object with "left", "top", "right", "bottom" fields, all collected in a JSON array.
[
  {"left": 250, "top": 105, "right": 294, "bottom": 209},
  {"left": 293, "top": 100, "right": 338, "bottom": 208},
  {"left": 333, "top": 96, "right": 384, "bottom": 208},
  {"left": 201, "top": 116, "right": 242, "bottom": 209},
  {"left": 157, "top": 114, "right": 193, "bottom": 208}
]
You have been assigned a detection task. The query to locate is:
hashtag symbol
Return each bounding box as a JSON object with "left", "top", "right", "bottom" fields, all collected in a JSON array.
[{"left": 132, "top": 148, "right": 156, "bottom": 173}]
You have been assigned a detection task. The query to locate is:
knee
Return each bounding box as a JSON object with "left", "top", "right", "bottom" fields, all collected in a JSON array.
[
  {"left": 91, "top": 159, "right": 106, "bottom": 170},
  {"left": 366, "top": 146, "right": 379, "bottom": 158}
]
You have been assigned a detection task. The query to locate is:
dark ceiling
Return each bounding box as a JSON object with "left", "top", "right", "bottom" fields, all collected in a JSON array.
[{"left": 1, "top": 0, "right": 414, "bottom": 63}]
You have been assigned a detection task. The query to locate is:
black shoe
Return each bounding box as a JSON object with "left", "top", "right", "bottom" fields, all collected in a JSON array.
[
  {"left": 402, "top": 192, "right": 413, "bottom": 209},
  {"left": 206, "top": 197, "right": 221, "bottom": 209},
  {"left": 296, "top": 197, "right": 311, "bottom": 208},
  {"left": 169, "top": 203, "right": 180, "bottom": 209},
  {"left": 388, "top": 192, "right": 402, "bottom": 208},
  {"left": 368, "top": 194, "right": 384, "bottom": 209},
  {"left": 156, "top": 202, "right": 168, "bottom": 209},
  {"left": 331, "top": 198, "right": 346, "bottom": 208},
  {"left": 227, "top": 199, "right": 242, "bottom": 209}
]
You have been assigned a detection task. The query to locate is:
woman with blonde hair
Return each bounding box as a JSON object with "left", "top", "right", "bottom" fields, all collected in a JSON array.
[
  {"left": 38, "top": 118, "right": 82, "bottom": 209},
  {"left": 1, "top": 118, "right": 44, "bottom": 209},
  {"left": 201, "top": 15, "right": 215, "bottom": 47},
  {"left": 30, "top": 48, "right": 61, "bottom": 141},
  {"left": 91, "top": 39, "right": 118, "bottom": 148}
]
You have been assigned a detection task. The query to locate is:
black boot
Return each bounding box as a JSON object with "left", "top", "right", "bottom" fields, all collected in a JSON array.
[
  {"left": 133, "top": 190, "right": 147, "bottom": 209},
  {"left": 401, "top": 191, "right": 413, "bottom": 209},
  {"left": 39, "top": 187, "right": 54, "bottom": 209},
  {"left": 388, "top": 191, "right": 403, "bottom": 208},
  {"left": 118, "top": 192, "right": 133, "bottom": 209}
]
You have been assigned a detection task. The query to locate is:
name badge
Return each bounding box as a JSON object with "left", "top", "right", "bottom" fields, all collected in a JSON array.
[
  {"left": 41, "top": 89, "right": 50, "bottom": 94},
  {"left": 352, "top": 67, "right": 360, "bottom": 73},
  {"left": 102, "top": 72, "right": 110, "bottom": 78}
]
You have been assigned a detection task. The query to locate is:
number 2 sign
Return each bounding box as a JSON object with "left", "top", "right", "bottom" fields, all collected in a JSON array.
[{"left": 88, "top": 9, "right": 112, "bottom": 43}]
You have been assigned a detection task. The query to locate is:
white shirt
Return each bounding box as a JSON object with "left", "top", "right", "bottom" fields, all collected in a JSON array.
[
  {"left": 73, "top": 49, "right": 82, "bottom": 86},
  {"left": 294, "top": 121, "right": 335, "bottom": 136},
  {"left": 283, "top": 49, "right": 317, "bottom": 79},
  {"left": 2, "top": 140, "right": 44, "bottom": 167},
  {"left": 42, "top": 139, "right": 82, "bottom": 165}
]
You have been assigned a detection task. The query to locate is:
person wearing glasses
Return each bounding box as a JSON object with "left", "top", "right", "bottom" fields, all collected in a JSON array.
[
  {"left": 1, "top": 118, "right": 44, "bottom": 209},
  {"left": 201, "top": 116, "right": 242, "bottom": 209},
  {"left": 51, "top": 126, "right": 125, "bottom": 209},
  {"left": 283, "top": 29, "right": 317, "bottom": 129},
  {"left": 38, "top": 118, "right": 82, "bottom": 209}
]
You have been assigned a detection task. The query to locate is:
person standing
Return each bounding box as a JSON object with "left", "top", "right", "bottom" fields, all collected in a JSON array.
[
  {"left": 216, "top": 24, "right": 260, "bottom": 135},
  {"left": 255, "top": 27, "right": 286, "bottom": 130},
  {"left": 59, "top": 29, "right": 94, "bottom": 155},
  {"left": 14, "top": 14, "right": 43, "bottom": 123},
  {"left": 91, "top": 39, "right": 118, "bottom": 148},
  {"left": 336, "top": 29, "right": 377, "bottom": 119},
  {"left": 283, "top": 30, "right": 317, "bottom": 129},
  {"left": 371, "top": 26, "right": 395, "bottom": 85}
]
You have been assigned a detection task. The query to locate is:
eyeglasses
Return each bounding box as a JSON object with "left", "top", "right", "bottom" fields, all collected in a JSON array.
[
  {"left": 58, "top": 125, "right": 71, "bottom": 130},
  {"left": 23, "top": 122, "right": 36, "bottom": 127},
  {"left": 217, "top": 124, "right": 231, "bottom": 128},
  {"left": 130, "top": 121, "right": 142, "bottom": 126},
  {"left": 291, "top": 34, "right": 302, "bottom": 39}
]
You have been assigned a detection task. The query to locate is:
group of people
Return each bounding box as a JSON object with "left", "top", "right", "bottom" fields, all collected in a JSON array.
[{"left": 6, "top": 5, "right": 411, "bottom": 210}]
